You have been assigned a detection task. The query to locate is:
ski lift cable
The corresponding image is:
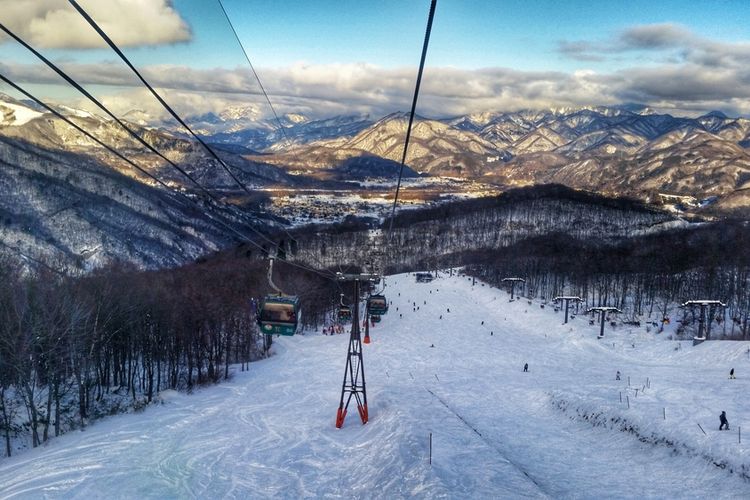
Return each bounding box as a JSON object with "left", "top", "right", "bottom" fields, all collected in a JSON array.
[
  {"left": 66, "top": 0, "right": 308, "bottom": 256},
  {"left": 0, "top": 81, "right": 336, "bottom": 283},
  {"left": 386, "top": 0, "right": 437, "bottom": 240},
  {"left": 66, "top": 2, "right": 330, "bottom": 274},
  {"left": 67, "top": 0, "right": 258, "bottom": 199},
  {"left": 216, "top": 0, "right": 326, "bottom": 267},
  {"left": 216, "top": 0, "right": 293, "bottom": 149}
]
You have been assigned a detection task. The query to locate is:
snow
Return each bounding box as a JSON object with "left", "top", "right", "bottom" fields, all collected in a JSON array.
[
  {"left": 0, "top": 102, "right": 45, "bottom": 126},
  {"left": 1, "top": 272, "right": 749, "bottom": 498}
]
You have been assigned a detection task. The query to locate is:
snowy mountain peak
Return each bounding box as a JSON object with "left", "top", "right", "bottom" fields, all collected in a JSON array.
[
  {"left": 0, "top": 101, "right": 45, "bottom": 126},
  {"left": 283, "top": 113, "right": 308, "bottom": 124}
]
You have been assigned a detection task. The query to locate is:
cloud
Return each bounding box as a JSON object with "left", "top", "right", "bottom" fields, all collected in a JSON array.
[
  {"left": 617, "top": 23, "right": 693, "bottom": 50},
  {"left": 557, "top": 41, "right": 606, "bottom": 62},
  {"left": 0, "top": 0, "right": 191, "bottom": 49},
  {"left": 2, "top": 55, "right": 750, "bottom": 120}
]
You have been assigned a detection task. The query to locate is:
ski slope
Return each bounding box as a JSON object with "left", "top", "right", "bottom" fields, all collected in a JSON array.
[{"left": 1, "top": 272, "right": 749, "bottom": 498}]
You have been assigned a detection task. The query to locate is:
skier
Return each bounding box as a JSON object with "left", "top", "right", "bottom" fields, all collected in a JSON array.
[
  {"left": 523, "top": 363, "right": 528, "bottom": 372},
  {"left": 720, "top": 411, "right": 729, "bottom": 430},
  {"left": 730, "top": 368, "right": 736, "bottom": 379},
  {"left": 616, "top": 370, "right": 621, "bottom": 381}
]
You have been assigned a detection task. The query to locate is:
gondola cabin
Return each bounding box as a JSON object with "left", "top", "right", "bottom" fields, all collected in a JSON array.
[
  {"left": 367, "top": 295, "right": 388, "bottom": 315},
  {"left": 338, "top": 305, "right": 352, "bottom": 322},
  {"left": 257, "top": 295, "right": 301, "bottom": 336}
]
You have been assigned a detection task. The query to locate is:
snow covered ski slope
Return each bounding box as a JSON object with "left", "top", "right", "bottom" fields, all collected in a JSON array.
[{"left": 1, "top": 272, "right": 749, "bottom": 498}]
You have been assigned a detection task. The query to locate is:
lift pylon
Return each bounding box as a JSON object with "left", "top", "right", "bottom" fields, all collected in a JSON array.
[
  {"left": 501, "top": 277, "right": 525, "bottom": 300},
  {"left": 553, "top": 296, "right": 582, "bottom": 324},
  {"left": 334, "top": 272, "right": 379, "bottom": 428},
  {"left": 587, "top": 306, "right": 622, "bottom": 338},
  {"left": 680, "top": 300, "right": 727, "bottom": 341}
]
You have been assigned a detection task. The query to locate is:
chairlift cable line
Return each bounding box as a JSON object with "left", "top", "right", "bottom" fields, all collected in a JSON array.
[
  {"left": 66, "top": 0, "right": 316, "bottom": 264},
  {"left": 216, "top": 0, "right": 353, "bottom": 277},
  {"left": 216, "top": 0, "right": 313, "bottom": 258},
  {"left": 386, "top": 0, "right": 437, "bottom": 240},
  {"left": 67, "top": 0, "right": 258, "bottom": 200},
  {"left": 216, "top": 0, "right": 293, "bottom": 150}
]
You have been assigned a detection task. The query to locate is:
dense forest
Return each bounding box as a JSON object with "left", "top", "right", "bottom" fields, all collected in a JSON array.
[{"left": 0, "top": 256, "right": 338, "bottom": 457}]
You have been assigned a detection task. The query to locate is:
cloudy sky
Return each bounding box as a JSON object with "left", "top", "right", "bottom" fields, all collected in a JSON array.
[{"left": 2, "top": 0, "right": 750, "bottom": 122}]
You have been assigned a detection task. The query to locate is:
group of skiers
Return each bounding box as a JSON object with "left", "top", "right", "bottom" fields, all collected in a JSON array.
[{"left": 322, "top": 324, "right": 345, "bottom": 335}]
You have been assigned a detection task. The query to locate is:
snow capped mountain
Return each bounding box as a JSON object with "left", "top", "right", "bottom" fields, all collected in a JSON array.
[
  {"left": 0, "top": 94, "right": 46, "bottom": 126},
  {"left": 254, "top": 113, "right": 504, "bottom": 178}
]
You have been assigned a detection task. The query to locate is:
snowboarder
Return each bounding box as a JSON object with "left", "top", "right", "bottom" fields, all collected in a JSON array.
[
  {"left": 730, "top": 368, "right": 736, "bottom": 379},
  {"left": 720, "top": 411, "right": 729, "bottom": 430},
  {"left": 616, "top": 371, "right": 621, "bottom": 381},
  {"left": 523, "top": 363, "right": 528, "bottom": 372}
]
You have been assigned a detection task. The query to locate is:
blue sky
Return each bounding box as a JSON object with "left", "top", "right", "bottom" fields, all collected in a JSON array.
[{"left": 2, "top": 0, "right": 750, "bottom": 119}]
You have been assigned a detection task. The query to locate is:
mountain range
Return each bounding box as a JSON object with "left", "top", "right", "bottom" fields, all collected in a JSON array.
[
  {"left": 3, "top": 91, "right": 750, "bottom": 269},
  {"left": 238, "top": 106, "right": 750, "bottom": 213}
]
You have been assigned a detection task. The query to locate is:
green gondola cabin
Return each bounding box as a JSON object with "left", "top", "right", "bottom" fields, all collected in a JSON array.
[
  {"left": 367, "top": 295, "right": 388, "bottom": 315},
  {"left": 338, "top": 305, "right": 352, "bottom": 322},
  {"left": 257, "top": 295, "right": 301, "bottom": 336}
]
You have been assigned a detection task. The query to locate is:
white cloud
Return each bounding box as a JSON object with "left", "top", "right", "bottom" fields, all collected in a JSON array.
[
  {"left": 0, "top": 0, "right": 191, "bottom": 49},
  {"left": 1, "top": 57, "right": 748, "bottom": 121}
]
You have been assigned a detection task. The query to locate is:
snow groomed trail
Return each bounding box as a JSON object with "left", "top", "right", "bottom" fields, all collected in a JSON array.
[{"left": 1, "top": 272, "right": 749, "bottom": 498}]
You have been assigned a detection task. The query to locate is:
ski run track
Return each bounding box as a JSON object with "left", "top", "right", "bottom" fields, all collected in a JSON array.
[{"left": 1, "top": 271, "right": 749, "bottom": 499}]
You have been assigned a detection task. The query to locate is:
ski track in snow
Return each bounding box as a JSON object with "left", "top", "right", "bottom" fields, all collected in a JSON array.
[{"left": 1, "top": 272, "right": 749, "bottom": 499}]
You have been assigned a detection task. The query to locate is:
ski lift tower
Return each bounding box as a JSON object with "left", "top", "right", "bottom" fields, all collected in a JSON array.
[
  {"left": 587, "top": 306, "right": 623, "bottom": 338},
  {"left": 501, "top": 277, "right": 525, "bottom": 300},
  {"left": 553, "top": 296, "right": 582, "bottom": 324},
  {"left": 680, "top": 300, "right": 727, "bottom": 341},
  {"left": 334, "top": 272, "right": 379, "bottom": 428}
]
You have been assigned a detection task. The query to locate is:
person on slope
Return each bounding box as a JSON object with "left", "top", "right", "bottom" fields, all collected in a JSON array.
[
  {"left": 523, "top": 363, "right": 528, "bottom": 372},
  {"left": 616, "top": 370, "right": 621, "bottom": 380},
  {"left": 730, "top": 368, "right": 736, "bottom": 379},
  {"left": 720, "top": 411, "right": 729, "bottom": 431}
]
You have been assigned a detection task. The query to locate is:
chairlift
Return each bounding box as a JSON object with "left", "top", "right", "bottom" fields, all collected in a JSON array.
[{"left": 257, "top": 258, "right": 302, "bottom": 336}]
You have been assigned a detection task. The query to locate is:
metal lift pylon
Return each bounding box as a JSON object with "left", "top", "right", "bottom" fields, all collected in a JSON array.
[{"left": 335, "top": 273, "right": 378, "bottom": 428}]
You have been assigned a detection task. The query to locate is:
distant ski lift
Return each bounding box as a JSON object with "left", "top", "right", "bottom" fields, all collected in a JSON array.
[{"left": 416, "top": 272, "right": 434, "bottom": 283}]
